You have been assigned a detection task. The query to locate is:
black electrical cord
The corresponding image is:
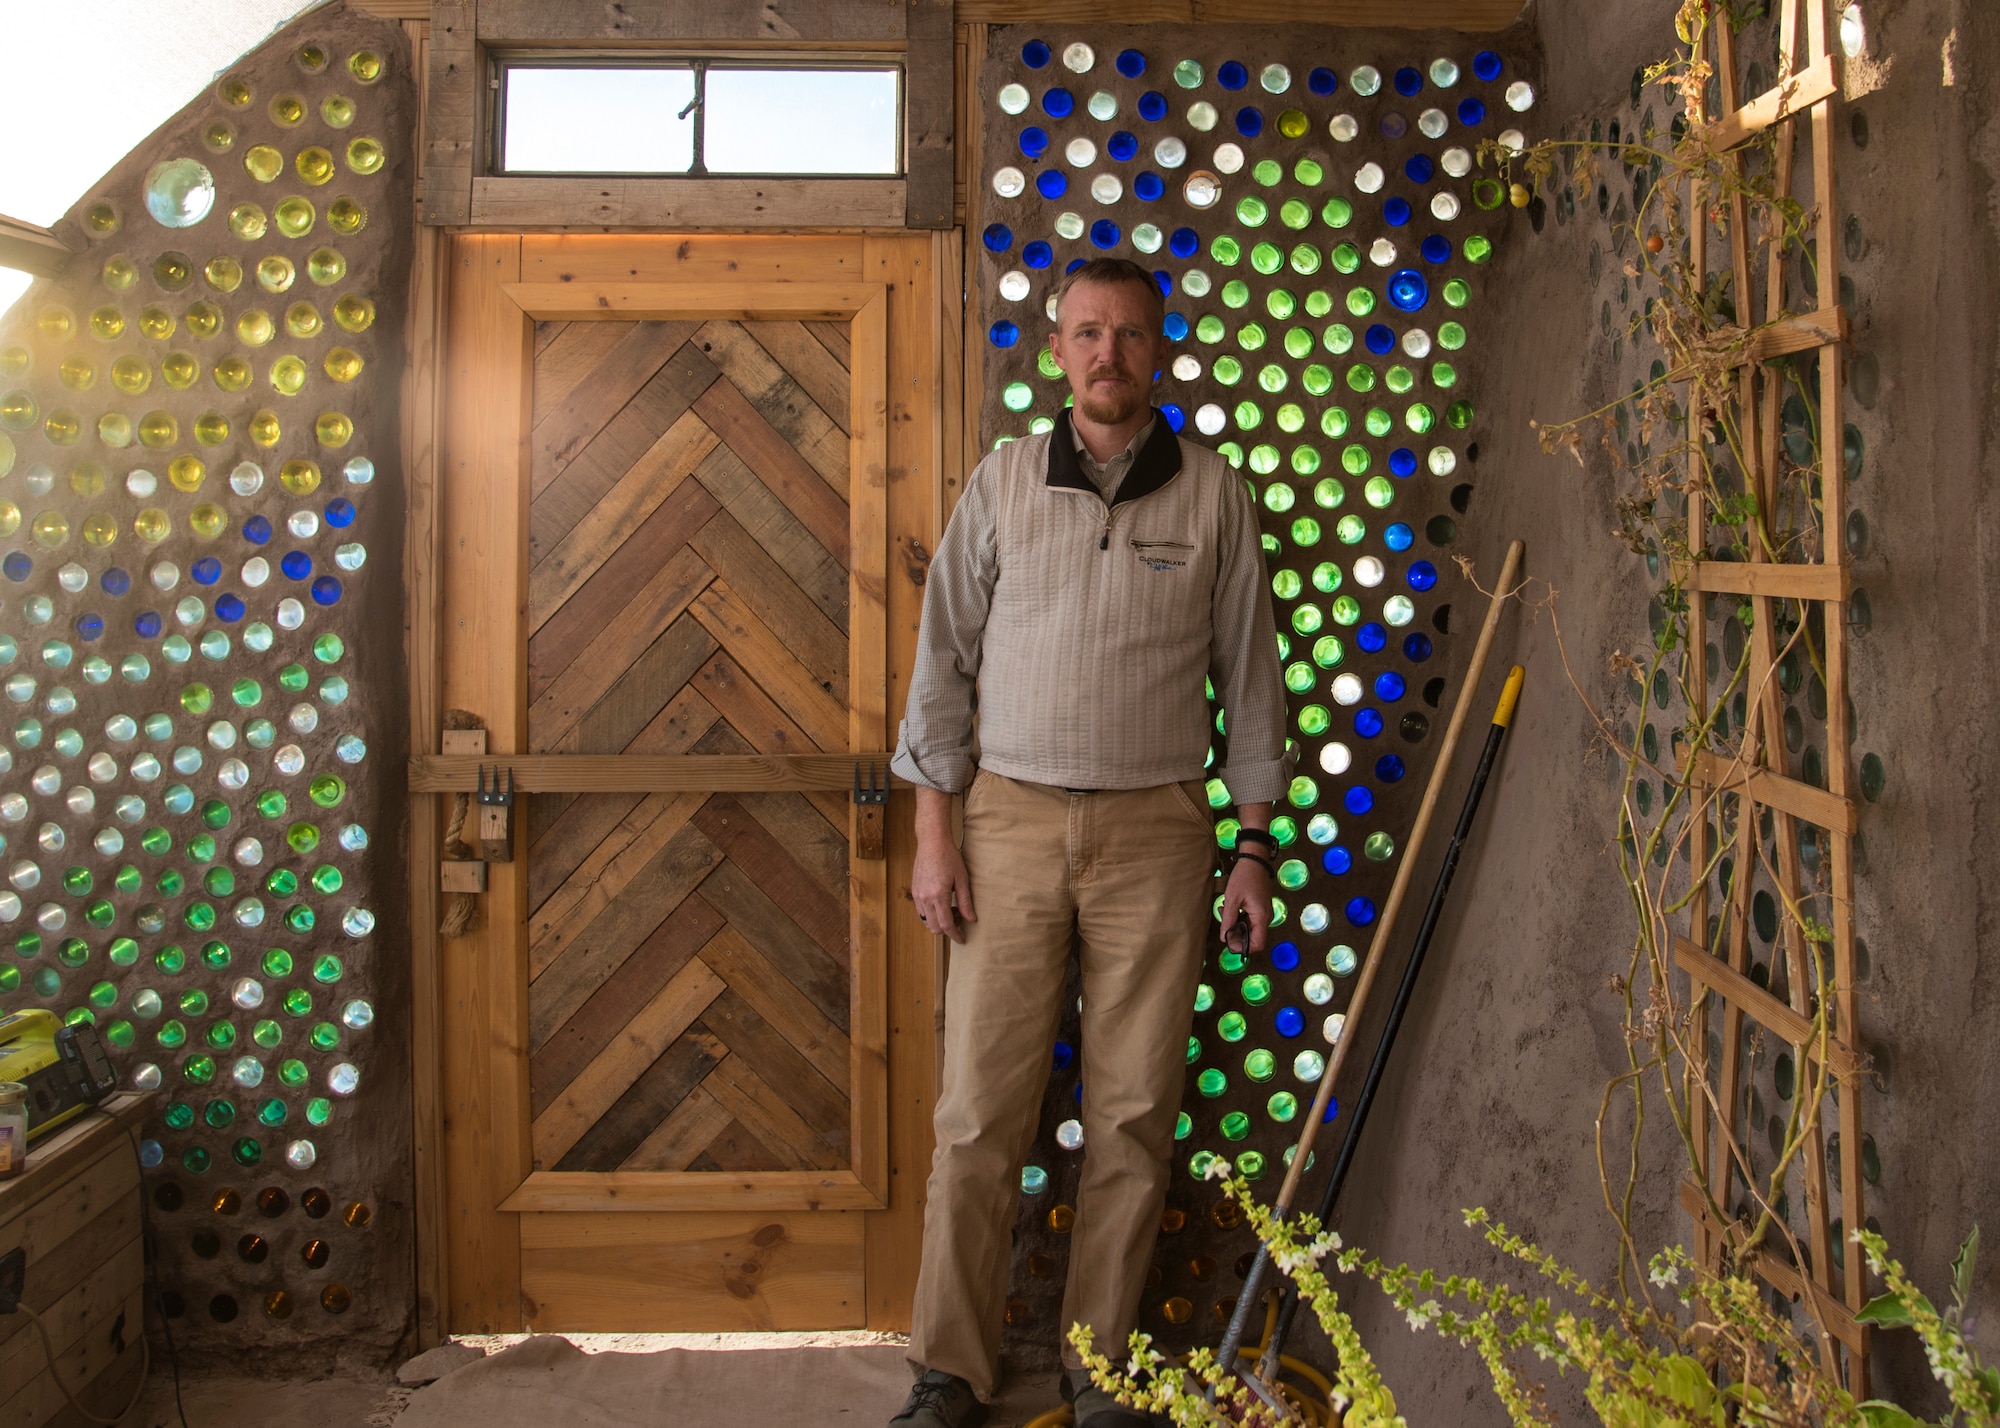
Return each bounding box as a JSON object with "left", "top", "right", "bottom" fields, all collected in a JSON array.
[{"left": 118, "top": 1117, "right": 192, "bottom": 1428}]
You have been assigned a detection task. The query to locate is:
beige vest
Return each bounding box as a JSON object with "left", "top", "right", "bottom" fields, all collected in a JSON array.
[{"left": 977, "top": 412, "right": 1235, "bottom": 790}]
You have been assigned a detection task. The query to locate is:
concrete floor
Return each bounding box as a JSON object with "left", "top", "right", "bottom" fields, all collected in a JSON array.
[{"left": 112, "top": 1334, "right": 1067, "bottom": 1428}]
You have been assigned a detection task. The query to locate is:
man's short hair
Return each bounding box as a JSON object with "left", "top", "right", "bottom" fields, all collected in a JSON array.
[{"left": 1054, "top": 258, "right": 1166, "bottom": 335}]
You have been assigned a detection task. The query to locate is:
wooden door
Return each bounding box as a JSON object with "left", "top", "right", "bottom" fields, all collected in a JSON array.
[{"left": 419, "top": 234, "right": 943, "bottom": 1333}]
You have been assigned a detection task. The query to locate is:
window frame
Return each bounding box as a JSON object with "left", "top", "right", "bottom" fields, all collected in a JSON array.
[{"left": 489, "top": 52, "right": 907, "bottom": 181}]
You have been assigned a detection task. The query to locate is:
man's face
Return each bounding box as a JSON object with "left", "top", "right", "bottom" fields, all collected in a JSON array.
[{"left": 1048, "top": 280, "right": 1169, "bottom": 427}]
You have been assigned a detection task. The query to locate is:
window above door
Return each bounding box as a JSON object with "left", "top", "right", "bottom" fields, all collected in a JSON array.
[
  {"left": 419, "top": 0, "right": 952, "bottom": 231},
  {"left": 495, "top": 59, "right": 904, "bottom": 178}
]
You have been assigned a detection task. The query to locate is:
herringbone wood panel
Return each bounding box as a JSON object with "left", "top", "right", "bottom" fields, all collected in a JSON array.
[{"left": 524, "top": 318, "right": 855, "bottom": 1175}]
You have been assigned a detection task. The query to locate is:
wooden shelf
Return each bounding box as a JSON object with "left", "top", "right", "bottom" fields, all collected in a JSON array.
[{"left": 0, "top": 1093, "right": 154, "bottom": 1428}]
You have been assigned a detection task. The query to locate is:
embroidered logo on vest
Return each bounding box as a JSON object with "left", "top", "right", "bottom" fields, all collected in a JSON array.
[{"left": 1131, "top": 539, "right": 1193, "bottom": 571}]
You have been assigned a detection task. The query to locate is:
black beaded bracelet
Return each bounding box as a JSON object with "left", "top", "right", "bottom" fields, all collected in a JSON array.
[{"left": 1233, "top": 850, "right": 1274, "bottom": 873}]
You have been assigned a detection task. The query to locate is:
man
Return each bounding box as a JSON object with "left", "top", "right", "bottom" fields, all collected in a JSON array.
[{"left": 886, "top": 257, "right": 1291, "bottom": 1428}]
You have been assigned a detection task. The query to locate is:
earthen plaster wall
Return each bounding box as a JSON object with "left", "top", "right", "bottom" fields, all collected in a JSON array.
[{"left": 1331, "top": 0, "right": 2000, "bottom": 1419}]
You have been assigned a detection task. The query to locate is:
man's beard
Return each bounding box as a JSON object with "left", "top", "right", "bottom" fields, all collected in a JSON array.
[{"left": 1076, "top": 376, "right": 1149, "bottom": 425}]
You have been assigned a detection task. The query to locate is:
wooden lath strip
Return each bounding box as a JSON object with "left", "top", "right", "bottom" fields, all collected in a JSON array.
[
  {"left": 531, "top": 321, "right": 630, "bottom": 424},
  {"left": 1676, "top": 0, "right": 1867, "bottom": 1392},
  {"left": 694, "top": 656, "right": 855, "bottom": 830},
  {"left": 1804, "top": 0, "right": 1869, "bottom": 1317},
  {"left": 414, "top": 753, "right": 899, "bottom": 792},
  {"left": 691, "top": 796, "right": 849, "bottom": 963},
  {"left": 1720, "top": 306, "right": 1851, "bottom": 366},
  {"left": 1693, "top": 750, "right": 1857, "bottom": 836},
  {"left": 1709, "top": 53, "right": 1840, "bottom": 151},
  {"left": 525, "top": 678, "right": 722, "bottom": 897},
  {"left": 552, "top": 1029, "right": 730, "bottom": 1173},
  {"left": 1674, "top": 939, "right": 1857, "bottom": 1077},
  {"left": 1747, "top": 0, "right": 1838, "bottom": 1306},
  {"left": 700, "top": 988, "right": 851, "bottom": 1158},
  {"left": 527, "top": 343, "right": 724, "bottom": 554},
  {"left": 1681, "top": 95, "right": 1716, "bottom": 1271},
  {"left": 1673, "top": 559, "right": 1850, "bottom": 602},
  {"left": 504, "top": 282, "right": 883, "bottom": 324},
  {"left": 699, "top": 924, "right": 852, "bottom": 1096},
  {"left": 1680, "top": 1181, "right": 1863, "bottom": 1350}
]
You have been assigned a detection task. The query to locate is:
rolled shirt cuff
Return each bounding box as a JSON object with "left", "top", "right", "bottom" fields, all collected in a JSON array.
[
  {"left": 1213, "top": 753, "right": 1295, "bottom": 807},
  {"left": 890, "top": 735, "right": 968, "bottom": 795}
]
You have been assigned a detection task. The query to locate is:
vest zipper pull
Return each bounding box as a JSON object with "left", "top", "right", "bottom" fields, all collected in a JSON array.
[{"left": 1100, "top": 526, "right": 1109, "bottom": 551}]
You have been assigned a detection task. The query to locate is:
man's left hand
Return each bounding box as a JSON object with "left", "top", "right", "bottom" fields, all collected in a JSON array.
[{"left": 1219, "top": 855, "right": 1273, "bottom": 953}]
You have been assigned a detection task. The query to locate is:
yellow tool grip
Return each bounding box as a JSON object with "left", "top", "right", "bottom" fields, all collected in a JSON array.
[{"left": 1492, "top": 665, "right": 1525, "bottom": 727}]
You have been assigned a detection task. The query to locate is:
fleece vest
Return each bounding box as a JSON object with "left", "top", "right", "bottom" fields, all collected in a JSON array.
[{"left": 975, "top": 410, "right": 1236, "bottom": 791}]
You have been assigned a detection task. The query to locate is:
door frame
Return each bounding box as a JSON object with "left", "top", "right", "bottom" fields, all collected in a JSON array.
[{"left": 407, "top": 233, "right": 950, "bottom": 1335}]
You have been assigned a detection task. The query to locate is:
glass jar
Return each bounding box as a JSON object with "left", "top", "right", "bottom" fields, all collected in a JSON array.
[{"left": 0, "top": 1082, "right": 27, "bottom": 1178}]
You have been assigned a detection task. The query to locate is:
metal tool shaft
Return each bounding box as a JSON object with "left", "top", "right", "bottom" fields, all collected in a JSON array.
[{"left": 1253, "top": 666, "right": 1524, "bottom": 1381}]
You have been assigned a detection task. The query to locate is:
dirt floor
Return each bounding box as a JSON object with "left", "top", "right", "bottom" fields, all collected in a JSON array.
[{"left": 112, "top": 1333, "right": 1066, "bottom": 1428}]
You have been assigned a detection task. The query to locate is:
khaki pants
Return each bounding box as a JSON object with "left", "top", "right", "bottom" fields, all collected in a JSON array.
[{"left": 908, "top": 770, "right": 1217, "bottom": 1399}]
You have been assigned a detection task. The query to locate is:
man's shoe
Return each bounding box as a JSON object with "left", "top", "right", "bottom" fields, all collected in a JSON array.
[
  {"left": 889, "top": 1369, "right": 986, "bottom": 1427},
  {"left": 1071, "top": 1375, "right": 1153, "bottom": 1428}
]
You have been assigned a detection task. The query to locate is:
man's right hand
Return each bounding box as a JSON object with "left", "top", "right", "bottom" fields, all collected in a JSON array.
[{"left": 912, "top": 786, "right": 977, "bottom": 942}]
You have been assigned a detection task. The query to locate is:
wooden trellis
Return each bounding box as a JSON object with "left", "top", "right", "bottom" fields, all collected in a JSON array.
[{"left": 1673, "top": 0, "right": 1867, "bottom": 1394}]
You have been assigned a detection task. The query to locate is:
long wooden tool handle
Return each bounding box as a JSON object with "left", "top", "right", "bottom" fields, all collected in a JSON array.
[{"left": 1266, "top": 537, "right": 1525, "bottom": 1215}]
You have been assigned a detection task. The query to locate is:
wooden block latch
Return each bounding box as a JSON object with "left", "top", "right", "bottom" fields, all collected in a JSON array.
[
  {"left": 441, "top": 728, "right": 488, "bottom": 757},
  {"left": 441, "top": 860, "right": 488, "bottom": 894},
  {"left": 477, "top": 764, "right": 515, "bottom": 863},
  {"left": 853, "top": 761, "right": 887, "bottom": 861}
]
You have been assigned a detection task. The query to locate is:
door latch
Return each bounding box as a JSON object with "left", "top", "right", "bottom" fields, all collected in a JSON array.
[
  {"left": 476, "top": 765, "right": 515, "bottom": 863},
  {"left": 852, "top": 762, "right": 887, "bottom": 861}
]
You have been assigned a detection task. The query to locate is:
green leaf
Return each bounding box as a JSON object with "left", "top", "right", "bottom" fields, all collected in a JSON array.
[
  {"left": 1951, "top": 1226, "right": 1979, "bottom": 1307},
  {"left": 1656, "top": 1356, "right": 1717, "bottom": 1413},
  {"left": 1856, "top": 1402, "right": 1925, "bottom": 1428},
  {"left": 1855, "top": 1293, "right": 1917, "bottom": 1328},
  {"left": 1976, "top": 1366, "right": 2000, "bottom": 1413}
]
